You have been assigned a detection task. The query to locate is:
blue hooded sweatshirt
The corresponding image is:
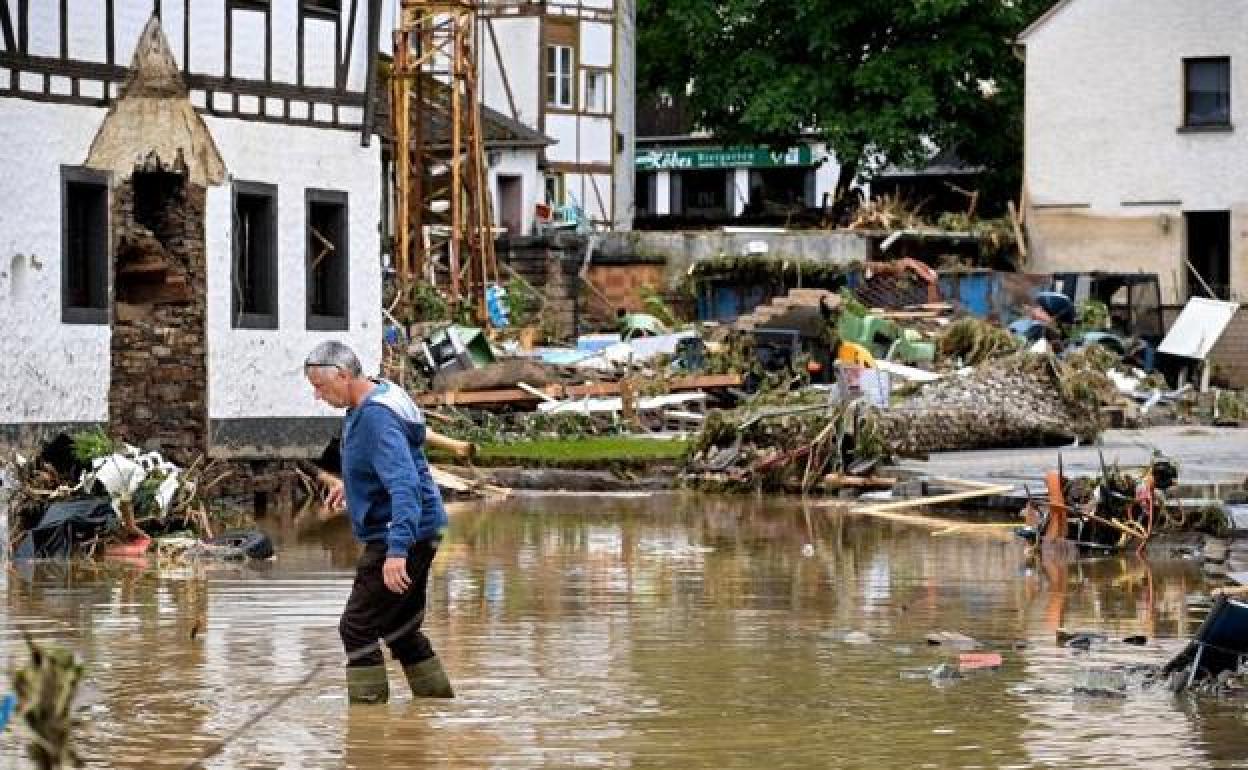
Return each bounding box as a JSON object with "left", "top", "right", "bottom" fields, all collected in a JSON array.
[{"left": 341, "top": 380, "right": 447, "bottom": 556}]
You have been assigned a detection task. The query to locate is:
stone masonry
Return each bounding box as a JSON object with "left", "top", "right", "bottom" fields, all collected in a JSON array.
[{"left": 108, "top": 167, "right": 208, "bottom": 464}]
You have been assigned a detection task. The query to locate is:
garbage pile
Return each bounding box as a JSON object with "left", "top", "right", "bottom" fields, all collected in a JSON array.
[{"left": 3, "top": 430, "right": 268, "bottom": 562}]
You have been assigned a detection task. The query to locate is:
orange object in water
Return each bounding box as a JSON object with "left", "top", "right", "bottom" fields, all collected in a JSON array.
[
  {"left": 1044, "top": 470, "right": 1067, "bottom": 542},
  {"left": 958, "top": 652, "right": 1004, "bottom": 671},
  {"left": 806, "top": 360, "right": 823, "bottom": 374}
]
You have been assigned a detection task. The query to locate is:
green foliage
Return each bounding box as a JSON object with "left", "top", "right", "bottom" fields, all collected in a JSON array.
[
  {"left": 431, "top": 436, "right": 690, "bottom": 470},
  {"left": 71, "top": 428, "right": 113, "bottom": 466},
  {"left": 638, "top": 0, "right": 1061, "bottom": 196},
  {"left": 639, "top": 283, "right": 679, "bottom": 326},
  {"left": 504, "top": 277, "right": 542, "bottom": 327},
  {"left": 1076, "top": 300, "right": 1110, "bottom": 332},
  {"left": 939, "top": 317, "right": 1018, "bottom": 365}
]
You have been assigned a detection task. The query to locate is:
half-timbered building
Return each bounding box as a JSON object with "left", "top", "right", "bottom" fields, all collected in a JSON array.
[{"left": 0, "top": 2, "right": 386, "bottom": 460}]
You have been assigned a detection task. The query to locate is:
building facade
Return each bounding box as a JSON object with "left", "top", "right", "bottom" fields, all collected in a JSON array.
[
  {"left": 0, "top": 2, "right": 384, "bottom": 459},
  {"left": 1021, "top": 0, "right": 1248, "bottom": 304},
  {"left": 469, "top": 0, "right": 635, "bottom": 230}
]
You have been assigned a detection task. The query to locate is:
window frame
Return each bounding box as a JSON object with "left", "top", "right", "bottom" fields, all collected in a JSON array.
[
  {"left": 1183, "top": 56, "right": 1232, "bottom": 130},
  {"left": 300, "top": 0, "right": 341, "bottom": 19},
  {"left": 231, "top": 180, "right": 279, "bottom": 330},
  {"left": 582, "top": 68, "right": 612, "bottom": 115},
  {"left": 61, "top": 166, "right": 111, "bottom": 325},
  {"left": 546, "top": 44, "right": 574, "bottom": 109},
  {"left": 305, "top": 188, "right": 350, "bottom": 331}
]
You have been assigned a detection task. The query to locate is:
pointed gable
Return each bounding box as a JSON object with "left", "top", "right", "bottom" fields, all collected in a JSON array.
[{"left": 86, "top": 15, "right": 227, "bottom": 187}]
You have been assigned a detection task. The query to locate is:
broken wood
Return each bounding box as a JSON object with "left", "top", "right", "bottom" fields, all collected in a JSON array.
[
  {"left": 845, "top": 484, "right": 1015, "bottom": 514},
  {"left": 418, "top": 374, "right": 743, "bottom": 407},
  {"left": 821, "top": 473, "right": 898, "bottom": 489}
]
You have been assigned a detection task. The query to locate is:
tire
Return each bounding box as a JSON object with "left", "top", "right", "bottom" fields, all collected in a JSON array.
[{"left": 206, "top": 529, "right": 274, "bottom": 560}]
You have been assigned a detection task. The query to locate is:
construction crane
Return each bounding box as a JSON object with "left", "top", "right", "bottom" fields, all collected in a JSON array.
[{"left": 390, "top": 0, "right": 499, "bottom": 323}]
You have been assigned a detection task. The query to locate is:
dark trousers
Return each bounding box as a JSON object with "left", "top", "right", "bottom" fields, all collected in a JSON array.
[{"left": 340, "top": 539, "right": 439, "bottom": 668}]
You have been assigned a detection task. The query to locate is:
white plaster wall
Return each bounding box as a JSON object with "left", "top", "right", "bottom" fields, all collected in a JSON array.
[
  {"left": 66, "top": 0, "right": 108, "bottom": 63},
  {"left": 271, "top": 0, "right": 298, "bottom": 84},
  {"left": 188, "top": 0, "right": 227, "bottom": 77},
  {"left": 26, "top": 0, "right": 58, "bottom": 58},
  {"left": 230, "top": 9, "right": 267, "bottom": 81},
  {"left": 579, "top": 114, "right": 613, "bottom": 164},
  {"left": 489, "top": 148, "right": 542, "bottom": 237},
  {"left": 115, "top": 3, "right": 157, "bottom": 69},
  {"left": 480, "top": 17, "right": 542, "bottom": 127},
  {"left": 546, "top": 113, "right": 581, "bottom": 164},
  {"left": 1025, "top": 0, "right": 1248, "bottom": 211},
  {"left": 303, "top": 17, "right": 338, "bottom": 88},
  {"left": 204, "top": 117, "right": 383, "bottom": 420},
  {"left": 0, "top": 99, "right": 111, "bottom": 423},
  {"left": 579, "top": 21, "right": 613, "bottom": 68}
]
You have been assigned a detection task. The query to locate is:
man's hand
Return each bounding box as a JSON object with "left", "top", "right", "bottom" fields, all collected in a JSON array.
[
  {"left": 319, "top": 473, "right": 346, "bottom": 511},
  {"left": 383, "top": 556, "right": 411, "bottom": 593}
]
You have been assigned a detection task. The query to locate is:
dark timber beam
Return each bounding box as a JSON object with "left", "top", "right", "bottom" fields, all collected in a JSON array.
[{"left": 0, "top": 1, "right": 16, "bottom": 53}]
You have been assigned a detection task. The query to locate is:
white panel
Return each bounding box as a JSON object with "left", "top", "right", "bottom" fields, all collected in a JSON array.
[
  {"left": 579, "top": 115, "right": 613, "bottom": 164},
  {"left": 338, "top": 105, "right": 363, "bottom": 124},
  {"left": 113, "top": 2, "right": 154, "bottom": 67},
  {"left": 19, "top": 72, "right": 41, "bottom": 92},
  {"left": 270, "top": 0, "right": 298, "bottom": 84},
  {"left": 545, "top": 113, "right": 579, "bottom": 163},
  {"left": 190, "top": 89, "right": 207, "bottom": 108},
  {"left": 66, "top": 0, "right": 108, "bottom": 63},
  {"left": 313, "top": 102, "right": 334, "bottom": 122},
  {"left": 109, "top": 82, "right": 120, "bottom": 98},
  {"left": 230, "top": 10, "right": 266, "bottom": 80},
  {"left": 0, "top": 100, "right": 113, "bottom": 423},
  {"left": 345, "top": 0, "right": 368, "bottom": 92},
  {"left": 589, "top": 173, "right": 613, "bottom": 221},
  {"left": 582, "top": 0, "right": 614, "bottom": 10},
  {"left": 303, "top": 18, "right": 336, "bottom": 88},
  {"left": 264, "top": 98, "right": 285, "bottom": 118},
  {"left": 212, "top": 91, "right": 232, "bottom": 111},
  {"left": 27, "top": 1, "right": 59, "bottom": 57},
  {"left": 239, "top": 94, "right": 260, "bottom": 114},
  {"left": 49, "top": 76, "right": 72, "bottom": 96},
  {"left": 203, "top": 117, "right": 383, "bottom": 419},
  {"left": 480, "top": 18, "right": 541, "bottom": 126},
  {"left": 161, "top": 1, "right": 187, "bottom": 69},
  {"left": 188, "top": 0, "right": 226, "bottom": 76},
  {"left": 579, "top": 21, "right": 613, "bottom": 68},
  {"left": 290, "top": 101, "right": 310, "bottom": 121},
  {"left": 0, "top": 67, "right": 10, "bottom": 86}
]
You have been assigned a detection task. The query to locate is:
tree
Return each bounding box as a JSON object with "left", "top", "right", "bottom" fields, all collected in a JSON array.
[{"left": 637, "top": 0, "right": 1060, "bottom": 204}]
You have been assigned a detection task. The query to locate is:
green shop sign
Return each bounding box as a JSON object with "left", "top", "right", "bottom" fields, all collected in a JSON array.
[{"left": 636, "top": 146, "right": 814, "bottom": 171}]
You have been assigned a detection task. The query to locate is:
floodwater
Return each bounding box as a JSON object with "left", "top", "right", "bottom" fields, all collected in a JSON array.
[{"left": 2, "top": 492, "right": 1246, "bottom": 769}]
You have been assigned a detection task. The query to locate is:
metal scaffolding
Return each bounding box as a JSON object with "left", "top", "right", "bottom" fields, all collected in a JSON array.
[{"left": 390, "top": 0, "right": 498, "bottom": 322}]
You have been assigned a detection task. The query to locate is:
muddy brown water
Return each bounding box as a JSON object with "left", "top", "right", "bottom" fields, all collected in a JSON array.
[{"left": 2, "top": 493, "right": 1246, "bottom": 768}]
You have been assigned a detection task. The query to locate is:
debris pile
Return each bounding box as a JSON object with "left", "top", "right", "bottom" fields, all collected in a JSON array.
[
  {"left": 4, "top": 430, "right": 242, "bottom": 561},
  {"left": 877, "top": 353, "right": 1104, "bottom": 455}
]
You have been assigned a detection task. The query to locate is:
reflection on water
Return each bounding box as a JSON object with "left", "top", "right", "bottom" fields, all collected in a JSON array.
[{"left": 1, "top": 493, "right": 1242, "bottom": 768}]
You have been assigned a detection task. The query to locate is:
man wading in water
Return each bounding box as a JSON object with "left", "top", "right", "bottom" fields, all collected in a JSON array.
[{"left": 304, "top": 340, "right": 453, "bottom": 703}]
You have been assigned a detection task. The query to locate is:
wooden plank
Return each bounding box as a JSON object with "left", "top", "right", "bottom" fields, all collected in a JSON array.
[
  {"left": 844, "top": 484, "right": 1016, "bottom": 514},
  {"left": 418, "top": 374, "right": 743, "bottom": 407}
]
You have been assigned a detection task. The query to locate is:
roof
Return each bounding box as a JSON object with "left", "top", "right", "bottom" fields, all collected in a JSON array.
[
  {"left": 1016, "top": 0, "right": 1077, "bottom": 44},
  {"left": 375, "top": 74, "right": 553, "bottom": 150}
]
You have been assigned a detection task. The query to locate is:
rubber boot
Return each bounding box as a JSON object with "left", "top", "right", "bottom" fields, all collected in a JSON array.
[
  {"left": 402, "top": 656, "right": 454, "bottom": 698},
  {"left": 345, "top": 665, "right": 390, "bottom": 704}
]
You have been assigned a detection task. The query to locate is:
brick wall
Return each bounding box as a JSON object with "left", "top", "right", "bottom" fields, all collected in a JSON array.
[{"left": 585, "top": 264, "right": 667, "bottom": 315}]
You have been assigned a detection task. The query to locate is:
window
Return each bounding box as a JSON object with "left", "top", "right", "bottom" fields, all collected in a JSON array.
[
  {"left": 306, "top": 190, "right": 348, "bottom": 330},
  {"left": 1184, "top": 57, "right": 1231, "bottom": 128},
  {"left": 61, "top": 167, "right": 110, "bottom": 324},
  {"left": 584, "top": 70, "right": 610, "bottom": 114},
  {"left": 232, "top": 181, "right": 278, "bottom": 329},
  {"left": 545, "top": 173, "right": 565, "bottom": 205},
  {"left": 546, "top": 45, "right": 573, "bottom": 108},
  {"left": 230, "top": 0, "right": 271, "bottom": 9}
]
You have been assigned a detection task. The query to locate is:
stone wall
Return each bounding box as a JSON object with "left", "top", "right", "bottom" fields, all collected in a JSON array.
[
  {"left": 109, "top": 170, "right": 208, "bottom": 465},
  {"left": 497, "top": 235, "right": 583, "bottom": 338}
]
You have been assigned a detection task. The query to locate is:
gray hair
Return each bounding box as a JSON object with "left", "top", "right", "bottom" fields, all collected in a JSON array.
[{"left": 304, "top": 340, "right": 362, "bottom": 377}]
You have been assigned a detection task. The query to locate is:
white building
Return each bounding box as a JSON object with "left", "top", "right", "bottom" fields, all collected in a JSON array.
[
  {"left": 467, "top": 0, "right": 635, "bottom": 230},
  {"left": 1020, "top": 0, "right": 1248, "bottom": 303},
  {"left": 0, "top": 3, "right": 385, "bottom": 459}
]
